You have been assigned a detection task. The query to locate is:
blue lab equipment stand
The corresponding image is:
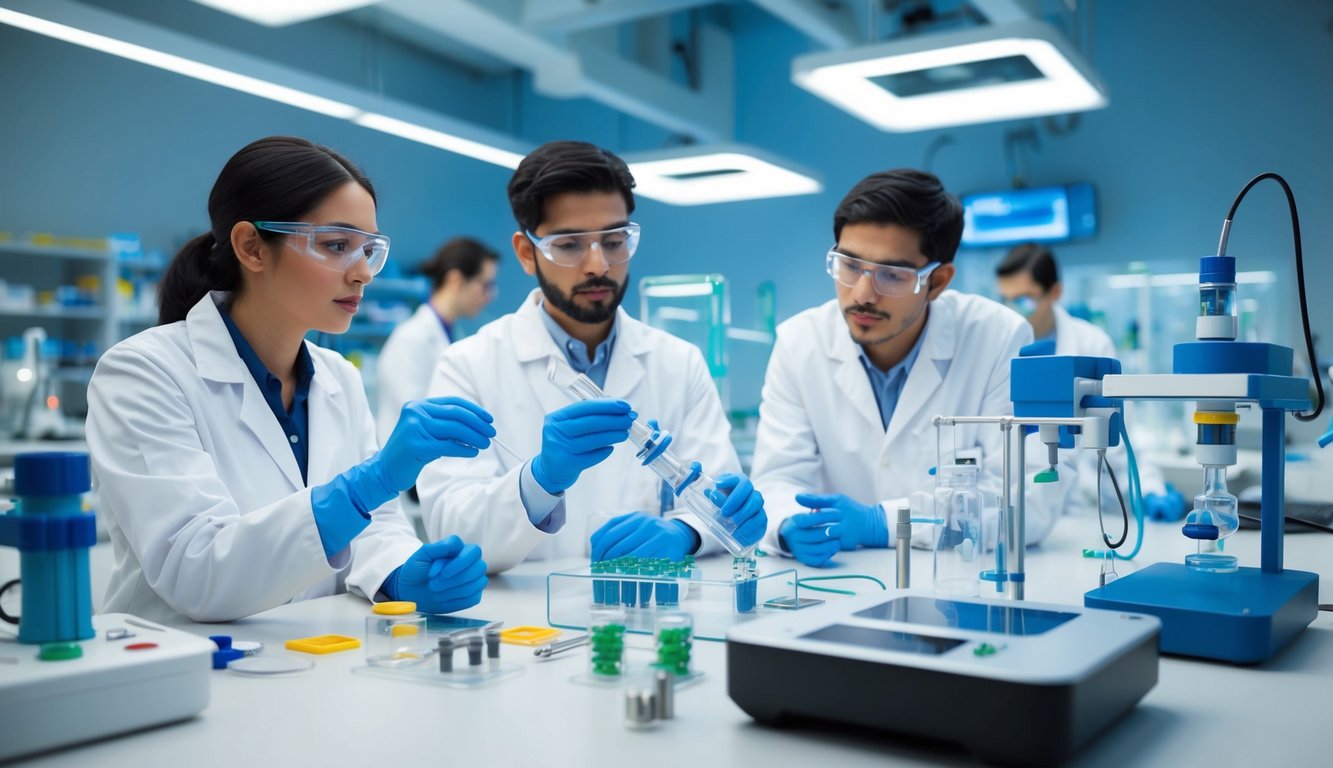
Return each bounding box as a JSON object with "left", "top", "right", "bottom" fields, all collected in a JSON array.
[
  {"left": 1054, "top": 341, "right": 1317, "bottom": 664},
  {"left": 0, "top": 452, "right": 96, "bottom": 644}
]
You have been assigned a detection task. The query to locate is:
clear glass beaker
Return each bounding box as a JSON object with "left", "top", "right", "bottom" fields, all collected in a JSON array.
[{"left": 933, "top": 463, "right": 983, "bottom": 596}]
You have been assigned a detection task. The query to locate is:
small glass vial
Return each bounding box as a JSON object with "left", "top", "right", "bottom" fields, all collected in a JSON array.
[
  {"left": 654, "top": 612, "right": 693, "bottom": 676},
  {"left": 1197, "top": 255, "right": 1238, "bottom": 341},
  {"left": 364, "top": 613, "right": 428, "bottom": 663},
  {"left": 933, "top": 462, "right": 983, "bottom": 597},
  {"left": 588, "top": 609, "right": 627, "bottom": 679},
  {"left": 733, "top": 555, "right": 758, "bottom": 613},
  {"left": 1183, "top": 466, "right": 1239, "bottom": 573}
]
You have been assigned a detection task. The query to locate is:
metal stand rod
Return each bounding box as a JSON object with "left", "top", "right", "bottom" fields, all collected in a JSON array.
[{"left": 1261, "top": 406, "right": 1285, "bottom": 573}]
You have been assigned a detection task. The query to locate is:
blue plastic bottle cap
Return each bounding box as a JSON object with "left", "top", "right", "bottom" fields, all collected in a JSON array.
[
  {"left": 1199, "top": 255, "right": 1236, "bottom": 284},
  {"left": 14, "top": 452, "right": 91, "bottom": 496}
]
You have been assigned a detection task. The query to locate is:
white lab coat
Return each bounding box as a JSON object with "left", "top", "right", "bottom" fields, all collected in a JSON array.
[
  {"left": 752, "top": 291, "right": 1067, "bottom": 555},
  {"left": 1051, "top": 305, "right": 1166, "bottom": 505},
  {"left": 86, "top": 292, "right": 421, "bottom": 624},
  {"left": 376, "top": 302, "right": 451, "bottom": 445},
  {"left": 417, "top": 290, "right": 738, "bottom": 573}
]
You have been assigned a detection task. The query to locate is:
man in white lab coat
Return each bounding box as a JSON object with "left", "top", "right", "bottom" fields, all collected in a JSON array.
[
  {"left": 376, "top": 237, "right": 499, "bottom": 444},
  {"left": 753, "top": 169, "right": 1065, "bottom": 568},
  {"left": 417, "top": 141, "right": 766, "bottom": 573},
  {"left": 995, "top": 243, "right": 1184, "bottom": 520}
]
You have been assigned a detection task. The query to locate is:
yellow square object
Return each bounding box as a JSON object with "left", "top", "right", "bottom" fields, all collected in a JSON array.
[
  {"left": 371, "top": 601, "right": 417, "bottom": 616},
  {"left": 285, "top": 634, "right": 362, "bottom": 654},
  {"left": 499, "top": 626, "right": 562, "bottom": 646}
]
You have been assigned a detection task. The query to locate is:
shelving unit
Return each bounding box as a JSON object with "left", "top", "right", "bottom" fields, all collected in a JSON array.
[{"left": 0, "top": 236, "right": 120, "bottom": 438}]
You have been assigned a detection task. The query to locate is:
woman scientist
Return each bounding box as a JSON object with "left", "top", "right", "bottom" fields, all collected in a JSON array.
[{"left": 86, "top": 136, "right": 493, "bottom": 623}]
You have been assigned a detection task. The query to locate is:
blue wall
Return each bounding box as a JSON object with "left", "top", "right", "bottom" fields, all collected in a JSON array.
[{"left": 1, "top": 0, "right": 1329, "bottom": 370}]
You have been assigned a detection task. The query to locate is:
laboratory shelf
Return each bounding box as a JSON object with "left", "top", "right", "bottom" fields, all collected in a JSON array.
[{"left": 0, "top": 306, "right": 107, "bottom": 320}]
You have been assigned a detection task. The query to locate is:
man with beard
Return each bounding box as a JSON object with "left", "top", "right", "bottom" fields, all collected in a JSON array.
[
  {"left": 416, "top": 141, "right": 766, "bottom": 572},
  {"left": 752, "top": 169, "right": 1065, "bottom": 568}
]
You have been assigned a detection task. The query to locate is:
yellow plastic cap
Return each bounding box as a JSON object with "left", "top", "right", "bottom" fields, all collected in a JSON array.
[{"left": 372, "top": 601, "right": 417, "bottom": 615}]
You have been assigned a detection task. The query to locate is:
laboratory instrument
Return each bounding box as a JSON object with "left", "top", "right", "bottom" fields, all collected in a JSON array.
[
  {"left": 0, "top": 613, "right": 214, "bottom": 762},
  {"left": 533, "top": 632, "right": 588, "bottom": 658},
  {"left": 727, "top": 591, "right": 1159, "bottom": 766},
  {"left": 1030, "top": 172, "right": 1322, "bottom": 663}
]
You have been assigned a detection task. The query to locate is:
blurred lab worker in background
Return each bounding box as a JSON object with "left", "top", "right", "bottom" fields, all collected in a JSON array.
[
  {"left": 995, "top": 243, "right": 1184, "bottom": 520},
  {"left": 417, "top": 141, "right": 766, "bottom": 573},
  {"left": 376, "top": 236, "right": 499, "bottom": 444},
  {"left": 752, "top": 169, "right": 1066, "bottom": 568},
  {"left": 86, "top": 137, "right": 491, "bottom": 623}
]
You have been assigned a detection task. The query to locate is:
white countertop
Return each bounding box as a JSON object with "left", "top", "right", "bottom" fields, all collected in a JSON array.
[{"left": 2, "top": 515, "right": 1331, "bottom": 767}]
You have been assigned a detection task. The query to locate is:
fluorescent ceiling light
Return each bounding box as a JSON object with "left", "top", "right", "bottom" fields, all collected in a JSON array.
[
  {"left": 0, "top": 7, "right": 360, "bottom": 118},
  {"left": 354, "top": 113, "right": 524, "bottom": 169},
  {"left": 0, "top": 1, "right": 526, "bottom": 168},
  {"left": 792, "top": 20, "right": 1107, "bottom": 132},
  {"left": 189, "top": 0, "right": 383, "bottom": 27},
  {"left": 627, "top": 145, "right": 821, "bottom": 206}
]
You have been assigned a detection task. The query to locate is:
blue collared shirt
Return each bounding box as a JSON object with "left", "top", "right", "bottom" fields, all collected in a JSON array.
[
  {"left": 538, "top": 303, "right": 619, "bottom": 389},
  {"left": 517, "top": 302, "right": 623, "bottom": 530},
  {"left": 219, "top": 308, "right": 314, "bottom": 484},
  {"left": 858, "top": 324, "right": 927, "bottom": 431}
]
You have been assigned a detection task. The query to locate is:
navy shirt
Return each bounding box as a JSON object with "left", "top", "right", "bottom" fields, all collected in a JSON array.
[{"left": 219, "top": 308, "right": 314, "bottom": 484}]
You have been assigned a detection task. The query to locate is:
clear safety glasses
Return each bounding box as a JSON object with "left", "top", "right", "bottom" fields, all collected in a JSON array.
[
  {"left": 825, "top": 249, "right": 940, "bottom": 297},
  {"left": 1002, "top": 295, "right": 1038, "bottom": 317},
  {"left": 254, "top": 221, "right": 390, "bottom": 275},
  {"left": 525, "top": 223, "right": 641, "bottom": 268}
]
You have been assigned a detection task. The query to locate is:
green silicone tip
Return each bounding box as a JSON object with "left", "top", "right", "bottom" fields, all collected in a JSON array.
[{"left": 1033, "top": 469, "right": 1059, "bottom": 484}]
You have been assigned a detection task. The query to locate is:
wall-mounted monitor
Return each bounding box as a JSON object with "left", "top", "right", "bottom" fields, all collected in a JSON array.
[{"left": 960, "top": 183, "right": 1097, "bottom": 248}]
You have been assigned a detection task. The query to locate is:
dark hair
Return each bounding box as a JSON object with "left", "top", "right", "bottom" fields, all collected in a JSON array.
[
  {"left": 507, "top": 141, "right": 635, "bottom": 233},
  {"left": 832, "top": 169, "right": 963, "bottom": 265},
  {"left": 996, "top": 242, "right": 1060, "bottom": 292},
  {"left": 158, "top": 136, "right": 376, "bottom": 324},
  {"left": 419, "top": 237, "right": 500, "bottom": 290}
]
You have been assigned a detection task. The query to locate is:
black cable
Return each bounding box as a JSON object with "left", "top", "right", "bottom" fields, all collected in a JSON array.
[
  {"left": 1098, "top": 454, "right": 1129, "bottom": 549},
  {"left": 1219, "top": 172, "right": 1324, "bottom": 422},
  {"left": 0, "top": 579, "right": 19, "bottom": 625}
]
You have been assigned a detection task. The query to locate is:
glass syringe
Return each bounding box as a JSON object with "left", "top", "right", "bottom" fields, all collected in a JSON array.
[{"left": 546, "top": 358, "right": 755, "bottom": 558}]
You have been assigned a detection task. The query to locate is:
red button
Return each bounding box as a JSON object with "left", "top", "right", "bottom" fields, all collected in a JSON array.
[{"left": 125, "top": 643, "right": 159, "bottom": 651}]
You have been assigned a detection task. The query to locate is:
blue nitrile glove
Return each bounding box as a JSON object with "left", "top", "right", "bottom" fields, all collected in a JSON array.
[
  {"left": 1144, "top": 484, "right": 1188, "bottom": 522},
  {"left": 530, "top": 399, "right": 634, "bottom": 495},
  {"left": 707, "top": 473, "right": 768, "bottom": 548},
  {"left": 590, "top": 512, "right": 699, "bottom": 561},
  {"left": 382, "top": 535, "right": 488, "bottom": 614},
  {"left": 778, "top": 510, "right": 843, "bottom": 568},
  {"left": 310, "top": 397, "right": 495, "bottom": 557},
  {"left": 792, "top": 493, "right": 888, "bottom": 551}
]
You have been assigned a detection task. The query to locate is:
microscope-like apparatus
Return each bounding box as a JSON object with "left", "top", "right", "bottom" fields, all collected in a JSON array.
[{"left": 1010, "top": 172, "right": 1322, "bottom": 664}]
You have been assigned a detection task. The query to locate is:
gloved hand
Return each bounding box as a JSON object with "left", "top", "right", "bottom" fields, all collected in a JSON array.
[
  {"left": 378, "top": 397, "right": 496, "bottom": 493},
  {"left": 1144, "top": 484, "right": 1188, "bottom": 522},
  {"left": 792, "top": 493, "right": 887, "bottom": 551},
  {"left": 310, "top": 397, "right": 494, "bottom": 556},
  {"left": 389, "top": 535, "right": 488, "bottom": 614},
  {"left": 778, "top": 510, "right": 843, "bottom": 567},
  {"left": 531, "top": 399, "right": 634, "bottom": 494},
  {"left": 590, "top": 512, "right": 698, "bottom": 561},
  {"left": 706, "top": 473, "right": 768, "bottom": 548}
]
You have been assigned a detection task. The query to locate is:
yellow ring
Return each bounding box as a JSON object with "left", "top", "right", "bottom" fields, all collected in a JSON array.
[{"left": 1193, "top": 411, "right": 1240, "bottom": 425}]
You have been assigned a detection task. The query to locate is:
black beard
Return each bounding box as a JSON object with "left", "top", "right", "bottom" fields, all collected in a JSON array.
[{"left": 534, "top": 261, "right": 627, "bottom": 324}]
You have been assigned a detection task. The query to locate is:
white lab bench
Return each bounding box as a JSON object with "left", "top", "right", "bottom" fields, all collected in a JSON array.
[{"left": 2, "top": 516, "right": 1331, "bottom": 768}]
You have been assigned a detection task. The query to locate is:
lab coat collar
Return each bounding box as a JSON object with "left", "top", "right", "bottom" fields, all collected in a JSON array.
[
  {"left": 819, "top": 293, "right": 957, "bottom": 442},
  {"left": 509, "top": 289, "right": 651, "bottom": 397},
  {"left": 188, "top": 291, "right": 342, "bottom": 489}
]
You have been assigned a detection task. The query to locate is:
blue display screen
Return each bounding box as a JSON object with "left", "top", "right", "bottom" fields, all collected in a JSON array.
[
  {"left": 961, "top": 183, "right": 1097, "bottom": 248},
  {"left": 854, "top": 597, "right": 1077, "bottom": 636},
  {"left": 801, "top": 624, "right": 965, "bottom": 655}
]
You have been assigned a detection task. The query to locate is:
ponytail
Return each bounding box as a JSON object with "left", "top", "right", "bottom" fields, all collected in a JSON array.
[
  {"left": 157, "top": 231, "right": 240, "bottom": 325},
  {"left": 155, "top": 135, "right": 377, "bottom": 326}
]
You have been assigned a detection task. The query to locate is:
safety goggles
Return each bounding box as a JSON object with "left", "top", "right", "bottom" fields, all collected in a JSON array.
[
  {"left": 1002, "top": 295, "right": 1038, "bottom": 317},
  {"left": 254, "top": 221, "right": 390, "bottom": 275},
  {"left": 525, "top": 223, "right": 640, "bottom": 268},
  {"left": 825, "top": 249, "right": 940, "bottom": 297}
]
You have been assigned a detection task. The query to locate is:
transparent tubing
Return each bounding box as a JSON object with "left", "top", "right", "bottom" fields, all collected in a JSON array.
[{"left": 547, "top": 359, "right": 754, "bottom": 558}]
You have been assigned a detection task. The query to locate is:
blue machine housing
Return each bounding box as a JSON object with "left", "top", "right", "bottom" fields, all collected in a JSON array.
[
  {"left": 1012, "top": 355, "right": 1122, "bottom": 449},
  {"left": 1174, "top": 340, "right": 1293, "bottom": 376}
]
